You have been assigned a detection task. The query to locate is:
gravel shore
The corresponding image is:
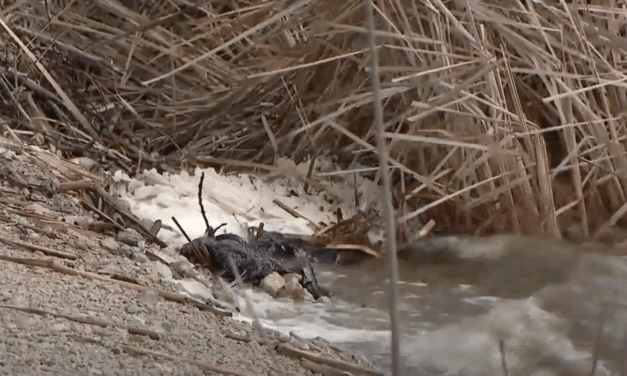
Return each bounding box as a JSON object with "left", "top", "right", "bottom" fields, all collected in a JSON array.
[{"left": 0, "top": 137, "right": 380, "bottom": 376}]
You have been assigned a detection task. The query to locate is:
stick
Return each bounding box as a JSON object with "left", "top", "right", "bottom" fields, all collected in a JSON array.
[
  {"left": 92, "top": 186, "right": 166, "bottom": 247},
  {"left": 58, "top": 179, "right": 97, "bottom": 192},
  {"left": 0, "top": 236, "right": 77, "bottom": 260},
  {"left": 276, "top": 344, "right": 383, "bottom": 376},
  {"left": 365, "top": 0, "right": 401, "bottom": 373},
  {"left": 301, "top": 359, "right": 352, "bottom": 376},
  {"left": 272, "top": 199, "right": 321, "bottom": 231},
  {"left": 0, "top": 254, "right": 231, "bottom": 316},
  {"left": 198, "top": 172, "right": 211, "bottom": 234},
  {"left": 121, "top": 345, "right": 251, "bottom": 376},
  {"left": 0, "top": 305, "right": 162, "bottom": 340}
]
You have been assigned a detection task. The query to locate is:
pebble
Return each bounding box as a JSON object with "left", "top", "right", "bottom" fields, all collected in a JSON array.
[
  {"left": 100, "top": 238, "right": 120, "bottom": 255},
  {"left": 150, "top": 261, "right": 173, "bottom": 281},
  {"left": 173, "top": 279, "right": 214, "bottom": 302},
  {"left": 116, "top": 228, "right": 144, "bottom": 248},
  {"left": 260, "top": 272, "right": 285, "bottom": 298}
]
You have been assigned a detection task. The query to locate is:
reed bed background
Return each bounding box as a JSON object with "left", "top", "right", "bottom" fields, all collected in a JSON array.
[{"left": 1, "top": 0, "right": 626, "bottom": 241}]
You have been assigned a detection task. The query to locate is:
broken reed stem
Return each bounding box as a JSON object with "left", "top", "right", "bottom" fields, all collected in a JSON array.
[
  {"left": 172, "top": 216, "right": 205, "bottom": 263},
  {"left": 364, "top": 0, "right": 401, "bottom": 374},
  {"left": 198, "top": 172, "right": 211, "bottom": 234}
]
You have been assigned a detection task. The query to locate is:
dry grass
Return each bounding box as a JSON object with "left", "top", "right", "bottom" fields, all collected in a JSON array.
[{"left": 1, "top": 0, "right": 627, "bottom": 240}]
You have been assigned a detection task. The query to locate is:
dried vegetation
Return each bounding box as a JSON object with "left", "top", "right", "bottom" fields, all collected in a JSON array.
[{"left": 1, "top": 0, "right": 627, "bottom": 241}]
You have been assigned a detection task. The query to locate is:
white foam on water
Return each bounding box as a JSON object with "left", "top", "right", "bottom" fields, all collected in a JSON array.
[{"left": 113, "top": 164, "right": 613, "bottom": 376}]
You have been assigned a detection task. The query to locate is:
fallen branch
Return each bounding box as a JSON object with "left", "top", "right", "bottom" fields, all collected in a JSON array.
[
  {"left": 0, "top": 254, "right": 231, "bottom": 316},
  {"left": 121, "top": 345, "right": 252, "bottom": 376},
  {"left": 276, "top": 343, "right": 383, "bottom": 376},
  {"left": 301, "top": 358, "right": 352, "bottom": 376},
  {"left": 0, "top": 304, "right": 162, "bottom": 340},
  {"left": 0, "top": 236, "right": 77, "bottom": 260},
  {"left": 58, "top": 179, "right": 98, "bottom": 192}
]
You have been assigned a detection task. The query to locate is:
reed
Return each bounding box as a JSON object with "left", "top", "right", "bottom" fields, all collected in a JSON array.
[{"left": 1, "top": 0, "right": 626, "bottom": 239}]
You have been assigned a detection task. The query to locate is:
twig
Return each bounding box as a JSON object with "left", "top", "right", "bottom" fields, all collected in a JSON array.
[
  {"left": 323, "top": 243, "right": 380, "bottom": 258},
  {"left": 272, "top": 198, "right": 321, "bottom": 231},
  {"left": 261, "top": 114, "right": 278, "bottom": 165},
  {"left": 300, "top": 358, "right": 352, "bottom": 376},
  {"left": 121, "top": 345, "right": 251, "bottom": 376},
  {"left": 0, "top": 236, "right": 77, "bottom": 260},
  {"left": 92, "top": 186, "right": 166, "bottom": 247},
  {"left": 0, "top": 304, "right": 161, "bottom": 340},
  {"left": 58, "top": 179, "right": 97, "bottom": 192},
  {"left": 198, "top": 172, "right": 211, "bottom": 234},
  {"left": 276, "top": 343, "right": 383, "bottom": 376},
  {"left": 172, "top": 216, "right": 206, "bottom": 265},
  {"left": 303, "top": 147, "right": 317, "bottom": 194},
  {"left": 365, "top": 0, "right": 401, "bottom": 374},
  {"left": 0, "top": 254, "right": 231, "bottom": 316}
]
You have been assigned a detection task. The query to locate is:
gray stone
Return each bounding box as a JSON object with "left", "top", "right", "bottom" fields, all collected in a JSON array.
[
  {"left": 173, "top": 278, "right": 214, "bottom": 302},
  {"left": 100, "top": 238, "right": 120, "bottom": 255},
  {"left": 116, "top": 228, "right": 144, "bottom": 248}
]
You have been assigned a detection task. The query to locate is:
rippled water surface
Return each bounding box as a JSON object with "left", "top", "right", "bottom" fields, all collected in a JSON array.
[{"left": 245, "top": 236, "right": 627, "bottom": 376}]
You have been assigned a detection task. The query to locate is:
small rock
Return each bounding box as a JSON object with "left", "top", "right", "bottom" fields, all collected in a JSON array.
[
  {"left": 126, "top": 302, "right": 141, "bottom": 314},
  {"left": 260, "top": 272, "right": 285, "bottom": 298},
  {"left": 130, "top": 252, "right": 150, "bottom": 264},
  {"left": 169, "top": 260, "right": 196, "bottom": 279},
  {"left": 119, "top": 244, "right": 136, "bottom": 259},
  {"left": 174, "top": 279, "right": 214, "bottom": 302},
  {"left": 101, "top": 238, "right": 120, "bottom": 255},
  {"left": 212, "top": 277, "right": 236, "bottom": 304},
  {"left": 71, "top": 157, "right": 98, "bottom": 171},
  {"left": 116, "top": 228, "right": 144, "bottom": 248},
  {"left": 150, "top": 261, "right": 173, "bottom": 280}
]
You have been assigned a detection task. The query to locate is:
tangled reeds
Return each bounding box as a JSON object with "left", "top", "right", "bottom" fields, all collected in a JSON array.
[{"left": 1, "top": 0, "right": 627, "bottom": 240}]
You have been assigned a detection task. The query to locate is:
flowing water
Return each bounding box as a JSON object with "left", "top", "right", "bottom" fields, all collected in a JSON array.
[
  {"left": 238, "top": 235, "right": 627, "bottom": 376},
  {"left": 113, "top": 168, "right": 627, "bottom": 375}
]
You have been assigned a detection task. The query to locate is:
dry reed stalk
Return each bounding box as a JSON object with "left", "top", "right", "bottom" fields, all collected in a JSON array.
[{"left": 1, "top": 0, "right": 627, "bottom": 238}]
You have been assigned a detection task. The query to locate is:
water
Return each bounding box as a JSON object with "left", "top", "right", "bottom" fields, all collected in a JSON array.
[
  {"left": 239, "top": 236, "right": 627, "bottom": 375},
  {"left": 112, "top": 168, "right": 627, "bottom": 375}
]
